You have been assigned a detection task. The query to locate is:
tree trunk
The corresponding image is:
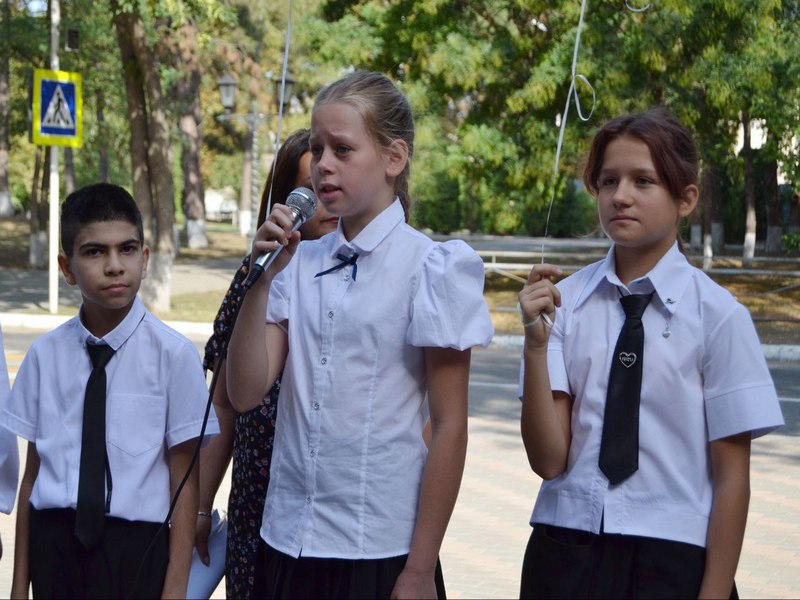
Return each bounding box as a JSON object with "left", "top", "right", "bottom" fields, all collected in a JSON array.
[
  {"left": 789, "top": 190, "right": 800, "bottom": 234},
  {"left": 29, "top": 146, "right": 47, "bottom": 267},
  {"left": 705, "top": 165, "right": 724, "bottom": 253},
  {"left": 97, "top": 90, "right": 109, "bottom": 182},
  {"left": 64, "top": 147, "right": 75, "bottom": 195},
  {"left": 742, "top": 113, "right": 756, "bottom": 267},
  {"left": 690, "top": 211, "right": 701, "bottom": 252},
  {"left": 762, "top": 158, "right": 782, "bottom": 254},
  {"left": 174, "top": 22, "right": 207, "bottom": 249},
  {"left": 239, "top": 132, "right": 254, "bottom": 236},
  {"left": 113, "top": 10, "right": 154, "bottom": 244},
  {"left": 181, "top": 111, "right": 207, "bottom": 248},
  {"left": 700, "top": 163, "right": 723, "bottom": 266},
  {"left": 30, "top": 147, "right": 50, "bottom": 267},
  {"left": 112, "top": 6, "right": 174, "bottom": 313},
  {"left": 0, "top": 0, "right": 11, "bottom": 218},
  {"left": 129, "top": 10, "right": 175, "bottom": 314}
]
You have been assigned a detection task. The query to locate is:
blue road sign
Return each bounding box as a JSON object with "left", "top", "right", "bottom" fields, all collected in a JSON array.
[{"left": 32, "top": 69, "right": 83, "bottom": 147}]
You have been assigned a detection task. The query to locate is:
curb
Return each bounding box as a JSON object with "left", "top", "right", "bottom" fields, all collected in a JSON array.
[
  {"left": 2, "top": 314, "right": 797, "bottom": 362},
  {"left": 0, "top": 312, "right": 213, "bottom": 338}
]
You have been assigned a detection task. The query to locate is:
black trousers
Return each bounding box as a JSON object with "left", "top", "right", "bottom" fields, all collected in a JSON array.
[
  {"left": 254, "top": 540, "right": 447, "bottom": 600},
  {"left": 29, "top": 506, "right": 169, "bottom": 600},
  {"left": 520, "top": 524, "right": 739, "bottom": 599}
]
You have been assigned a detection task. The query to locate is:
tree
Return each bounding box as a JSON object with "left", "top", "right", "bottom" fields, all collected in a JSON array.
[
  {"left": 156, "top": 1, "right": 237, "bottom": 249},
  {"left": 160, "top": 20, "right": 208, "bottom": 249},
  {"left": 309, "top": 0, "right": 800, "bottom": 245},
  {"left": 111, "top": 1, "right": 175, "bottom": 313},
  {"left": 0, "top": 0, "right": 11, "bottom": 218},
  {"left": 681, "top": 0, "right": 799, "bottom": 261}
]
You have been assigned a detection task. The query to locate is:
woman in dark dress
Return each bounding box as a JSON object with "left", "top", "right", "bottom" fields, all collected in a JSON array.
[{"left": 195, "top": 129, "right": 339, "bottom": 599}]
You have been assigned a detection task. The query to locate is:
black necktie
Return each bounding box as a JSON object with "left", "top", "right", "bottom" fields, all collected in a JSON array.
[
  {"left": 599, "top": 292, "right": 653, "bottom": 485},
  {"left": 75, "top": 343, "right": 115, "bottom": 549},
  {"left": 315, "top": 252, "right": 359, "bottom": 281}
]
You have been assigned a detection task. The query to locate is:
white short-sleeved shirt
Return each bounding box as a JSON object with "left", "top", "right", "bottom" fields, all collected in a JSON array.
[
  {"left": 0, "top": 298, "right": 219, "bottom": 523},
  {"left": 263, "top": 199, "right": 494, "bottom": 559},
  {"left": 0, "top": 325, "right": 20, "bottom": 513},
  {"left": 519, "top": 243, "right": 784, "bottom": 548}
]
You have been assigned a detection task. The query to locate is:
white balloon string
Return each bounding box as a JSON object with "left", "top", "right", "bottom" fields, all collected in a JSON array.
[
  {"left": 539, "top": 0, "right": 649, "bottom": 262},
  {"left": 266, "top": 0, "right": 293, "bottom": 216},
  {"left": 540, "top": 0, "right": 594, "bottom": 262},
  {"left": 625, "top": 1, "right": 651, "bottom": 13}
]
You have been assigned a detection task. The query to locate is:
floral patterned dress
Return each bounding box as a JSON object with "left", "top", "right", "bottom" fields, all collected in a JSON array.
[{"left": 204, "top": 257, "right": 281, "bottom": 600}]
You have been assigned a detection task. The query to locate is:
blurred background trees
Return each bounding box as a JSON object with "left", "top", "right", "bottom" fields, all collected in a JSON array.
[{"left": 1, "top": 0, "right": 798, "bottom": 310}]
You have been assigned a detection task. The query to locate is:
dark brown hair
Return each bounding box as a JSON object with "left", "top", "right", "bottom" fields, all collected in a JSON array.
[
  {"left": 61, "top": 183, "right": 144, "bottom": 256},
  {"left": 256, "top": 128, "right": 311, "bottom": 227},
  {"left": 583, "top": 108, "right": 698, "bottom": 201},
  {"left": 313, "top": 70, "right": 415, "bottom": 222}
]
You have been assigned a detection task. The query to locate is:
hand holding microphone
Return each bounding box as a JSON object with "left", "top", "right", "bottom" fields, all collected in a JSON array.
[{"left": 244, "top": 187, "right": 318, "bottom": 289}]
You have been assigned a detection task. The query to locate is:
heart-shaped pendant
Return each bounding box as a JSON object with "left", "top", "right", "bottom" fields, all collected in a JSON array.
[{"left": 619, "top": 352, "right": 637, "bottom": 368}]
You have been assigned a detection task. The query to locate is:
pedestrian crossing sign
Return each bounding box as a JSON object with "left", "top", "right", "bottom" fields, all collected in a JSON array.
[{"left": 32, "top": 68, "right": 83, "bottom": 147}]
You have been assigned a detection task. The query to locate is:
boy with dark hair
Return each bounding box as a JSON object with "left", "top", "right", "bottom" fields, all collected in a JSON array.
[{"left": 1, "top": 183, "right": 218, "bottom": 598}]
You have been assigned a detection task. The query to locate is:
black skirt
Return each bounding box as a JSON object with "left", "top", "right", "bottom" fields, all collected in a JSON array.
[
  {"left": 519, "top": 523, "right": 738, "bottom": 599},
  {"left": 255, "top": 540, "right": 447, "bottom": 599}
]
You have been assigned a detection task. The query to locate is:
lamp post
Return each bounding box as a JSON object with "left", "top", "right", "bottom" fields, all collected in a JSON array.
[{"left": 216, "top": 71, "right": 297, "bottom": 242}]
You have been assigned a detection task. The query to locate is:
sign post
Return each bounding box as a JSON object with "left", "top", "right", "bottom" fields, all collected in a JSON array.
[{"left": 32, "top": 66, "right": 82, "bottom": 314}]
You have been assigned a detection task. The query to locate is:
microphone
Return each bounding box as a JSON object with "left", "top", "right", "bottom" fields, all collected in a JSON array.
[{"left": 243, "top": 187, "right": 318, "bottom": 289}]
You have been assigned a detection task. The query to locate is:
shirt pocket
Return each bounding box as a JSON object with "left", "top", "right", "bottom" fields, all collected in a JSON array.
[{"left": 107, "top": 392, "right": 166, "bottom": 456}]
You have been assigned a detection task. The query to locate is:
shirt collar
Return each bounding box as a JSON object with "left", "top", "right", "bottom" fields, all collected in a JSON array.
[
  {"left": 77, "top": 296, "right": 147, "bottom": 350},
  {"left": 574, "top": 242, "right": 691, "bottom": 315},
  {"left": 326, "top": 198, "right": 404, "bottom": 258}
]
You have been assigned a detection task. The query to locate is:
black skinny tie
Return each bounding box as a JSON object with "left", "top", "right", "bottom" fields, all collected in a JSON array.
[
  {"left": 599, "top": 292, "right": 653, "bottom": 485},
  {"left": 315, "top": 252, "right": 359, "bottom": 281},
  {"left": 75, "top": 343, "right": 115, "bottom": 549}
]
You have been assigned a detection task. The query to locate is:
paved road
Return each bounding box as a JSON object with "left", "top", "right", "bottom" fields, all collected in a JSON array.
[{"left": 1, "top": 331, "right": 798, "bottom": 598}]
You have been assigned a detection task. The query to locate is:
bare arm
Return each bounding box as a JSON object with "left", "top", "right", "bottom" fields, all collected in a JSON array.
[
  {"left": 227, "top": 206, "right": 295, "bottom": 412},
  {"left": 391, "top": 347, "right": 471, "bottom": 600},
  {"left": 518, "top": 264, "right": 572, "bottom": 479},
  {"left": 698, "top": 432, "right": 751, "bottom": 599},
  {"left": 194, "top": 360, "right": 237, "bottom": 564},
  {"left": 161, "top": 440, "right": 199, "bottom": 600},
  {"left": 11, "top": 443, "right": 39, "bottom": 599}
]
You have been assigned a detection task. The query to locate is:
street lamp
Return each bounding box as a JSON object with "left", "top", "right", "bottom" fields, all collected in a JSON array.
[
  {"left": 275, "top": 71, "right": 296, "bottom": 111},
  {"left": 216, "top": 71, "right": 297, "bottom": 240},
  {"left": 216, "top": 72, "right": 238, "bottom": 112}
]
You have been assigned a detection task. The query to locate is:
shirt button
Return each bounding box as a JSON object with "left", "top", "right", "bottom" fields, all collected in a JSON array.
[
  {"left": 310, "top": 449, "right": 317, "bottom": 457},
  {"left": 344, "top": 274, "right": 350, "bottom": 281},
  {"left": 320, "top": 357, "right": 327, "bottom": 365},
  {"left": 313, "top": 402, "right": 320, "bottom": 410},
  {"left": 306, "top": 496, "right": 312, "bottom": 504},
  {"left": 327, "top": 310, "right": 334, "bottom": 318}
]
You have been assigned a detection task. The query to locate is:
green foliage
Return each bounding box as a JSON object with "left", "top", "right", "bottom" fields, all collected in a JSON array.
[
  {"left": 203, "top": 152, "right": 242, "bottom": 193},
  {"left": 3, "top": 0, "right": 800, "bottom": 241},
  {"left": 307, "top": 0, "right": 800, "bottom": 236},
  {"left": 409, "top": 115, "right": 462, "bottom": 233},
  {"left": 546, "top": 180, "right": 597, "bottom": 238},
  {"left": 783, "top": 232, "right": 800, "bottom": 253}
]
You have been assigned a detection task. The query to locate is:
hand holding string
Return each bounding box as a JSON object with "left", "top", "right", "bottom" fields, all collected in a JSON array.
[{"left": 519, "top": 264, "right": 562, "bottom": 349}]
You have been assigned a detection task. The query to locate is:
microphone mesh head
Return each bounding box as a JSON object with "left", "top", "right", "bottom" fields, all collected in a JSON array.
[{"left": 286, "top": 187, "right": 317, "bottom": 221}]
